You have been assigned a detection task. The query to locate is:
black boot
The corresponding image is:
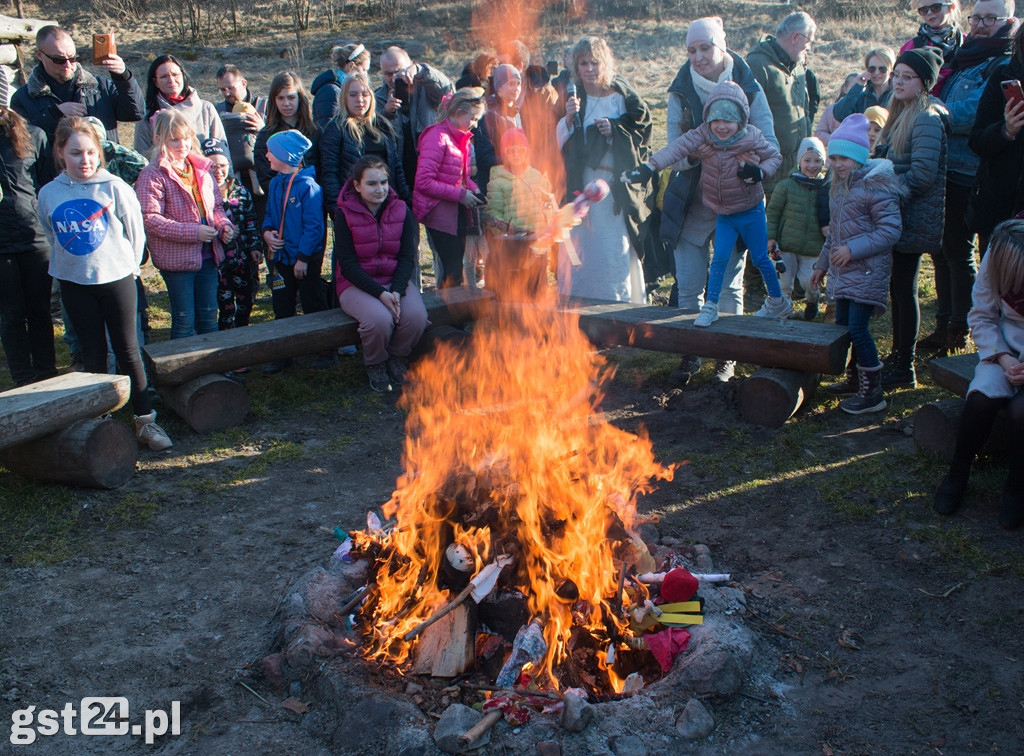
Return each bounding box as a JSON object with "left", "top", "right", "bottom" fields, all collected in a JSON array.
[
  {"left": 880, "top": 349, "right": 916, "bottom": 389},
  {"left": 840, "top": 363, "right": 886, "bottom": 415},
  {"left": 918, "top": 320, "right": 949, "bottom": 350},
  {"left": 934, "top": 473, "right": 969, "bottom": 516},
  {"left": 998, "top": 485, "right": 1024, "bottom": 530},
  {"left": 825, "top": 358, "right": 858, "bottom": 396},
  {"left": 945, "top": 326, "right": 970, "bottom": 354}
]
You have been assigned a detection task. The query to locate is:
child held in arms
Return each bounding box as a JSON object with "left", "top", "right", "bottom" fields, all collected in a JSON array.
[
  {"left": 622, "top": 80, "right": 790, "bottom": 326},
  {"left": 766, "top": 136, "right": 831, "bottom": 320}
]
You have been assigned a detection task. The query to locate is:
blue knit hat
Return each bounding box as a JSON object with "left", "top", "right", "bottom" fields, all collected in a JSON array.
[
  {"left": 201, "top": 138, "right": 229, "bottom": 159},
  {"left": 267, "top": 129, "right": 312, "bottom": 167},
  {"left": 828, "top": 114, "right": 870, "bottom": 165}
]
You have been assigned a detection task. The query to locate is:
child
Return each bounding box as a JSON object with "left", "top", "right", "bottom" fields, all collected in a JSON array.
[
  {"left": 934, "top": 219, "right": 1024, "bottom": 529},
  {"left": 766, "top": 136, "right": 830, "bottom": 320},
  {"left": 864, "top": 106, "right": 888, "bottom": 153},
  {"left": 484, "top": 128, "right": 555, "bottom": 294},
  {"left": 624, "top": 80, "right": 790, "bottom": 326},
  {"left": 202, "top": 138, "right": 261, "bottom": 331},
  {"left": 810, "top": 114, "right": 904, "bottom": 415},
  {"left": 261, "top": 129, "right": 327, "bottom": 373},
  {"left": 38, "top": 117, "right": 172, "bottom": 450}
]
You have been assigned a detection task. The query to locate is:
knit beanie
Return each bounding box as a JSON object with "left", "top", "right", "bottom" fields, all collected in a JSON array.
[
  {"left": 83, "top": 116, "right": 107, "bottom": 144},
  {"left": 201, "top": 138, "right": 229, "bottom": 159},
  {"left": 267, "top": 129, "right": 312, "bottom": 167},
  {"left": 798, "top": 136, "right": 826, "bottom": 163},
  {"left": 499, "top": 127, "right": 529, "bottom": 159},
  {"left": 706, "top": 97, "right": 744, "bottom": 124},
  {"left": 687, "top": 17, "right": 727, "bottom": 50},
  {"left": 828, "top": 113, "right": 871, "bottom": 165},
  {"left": 896, "top": 47, "right": 943, "bottom": 91},
  {"left": 864, "top": 105, "right": 889, "bottom": 129},
  {"left": 492, "top": 63, "right": 521, "bottom": 93}
]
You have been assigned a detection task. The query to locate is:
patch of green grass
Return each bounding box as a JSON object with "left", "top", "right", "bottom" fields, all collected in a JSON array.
[
  {"left": 105, "top": 493, "right": 160, "bottom": 527},
  {"left": 0, "top": 475, "right": 80, "bottom": 566}
]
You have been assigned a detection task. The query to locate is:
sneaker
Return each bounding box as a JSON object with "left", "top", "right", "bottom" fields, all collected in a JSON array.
[
  {"left": 338, "top": 345, "right": 358, "bottom": 356},
  {"left": 803, "top": 301, "right": 818, "bottom": 321},
  {"left": 693, "top": 302, "right": 719, "bottom": 328},
  {"left": 134, "top": 411, "right": 173, "bottom": 451},
  {"left": 366, "top": 362, "right": 393, "bottom": 393},
  {"left": 934, "top": 473, "right": 968, "bottom": 516},
  {"left": 386, "top": 356, "right": 410, "bottom": 386},
  {"left": 712, "top": 360, "right": 735, "bottom": 383},
  {"left": 755, "top": 295, "right": 794, "bottom": 319},
  {"left": 311, "top": 353, "right": 336, "bottom": 370},
  {"left": 263, "top": 358, "right": 292, "bottom": 375},
  {"left": 669, "top": 355, "right": 702, "bottom": 387}
]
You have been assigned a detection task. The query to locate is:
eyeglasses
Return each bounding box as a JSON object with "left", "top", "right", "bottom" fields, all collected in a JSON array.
[
  {"left": 917, "top": 2, "right": 951, "bottom": 15},
  {"left": 968, "top": 14, "right": 1009, "bottom": 26},
  {"left": 892, "top": 73, "right": 920, "bottom": 84},
  {"left": 867, "top": 65, "right": 888, "bottom": 73},
  {"left": 796, "top": 31, "right": 815, "bottom": 45},
  {"left": 41, "top": 52, "right": 78, "bottom": 65}
]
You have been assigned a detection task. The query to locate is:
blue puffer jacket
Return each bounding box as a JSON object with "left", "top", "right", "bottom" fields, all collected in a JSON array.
[{"left": 261, "top": 166, "right": 326, "bottom": 266}]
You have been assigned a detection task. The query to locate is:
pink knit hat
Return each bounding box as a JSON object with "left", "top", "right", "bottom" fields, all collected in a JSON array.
[{"left": 687, "top": 17, "right": 727, "bottom": 50}]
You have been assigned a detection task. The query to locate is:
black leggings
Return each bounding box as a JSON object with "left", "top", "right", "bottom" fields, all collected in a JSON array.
[
  {"left": 427, "top": 211, "right": 467, "bottom": 289},
  {"left": 950, "top": 390, "right": 1024, "bottom": 491},
  {"left": 889, "top": 253, "right": 921, "bottom": 363},
  {"left": 0, "top": 248, "right": 56, "bottom": 386},
  {"left": 60, "top": 275, "right": 151, "bottom": 415},
  {"left": 270, "top": 256, "right": 326, "bottom": 320}
]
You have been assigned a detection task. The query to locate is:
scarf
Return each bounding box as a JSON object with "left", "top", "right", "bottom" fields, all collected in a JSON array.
[
  {"left": 791, "top": 172, "right": 826, "bottom": 189},
  {"left": 914, "top": 22, "right": 962, "bottom": 64},
  {"left": 163, "top": 89, "right": 189, "bottom": 105},
  {"left": 709, "top": 125, "right": 746, "bottom": 148},
  {"left": 951, "top": 20, "right": 1018, "bottom": 71},
  {"left": 690, "top": 55, "right": 735, "bottom": 104}
]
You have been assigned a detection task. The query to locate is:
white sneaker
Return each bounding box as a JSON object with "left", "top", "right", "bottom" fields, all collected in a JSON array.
[
  {"left": 755, "top": 295, "right": 794, "bottom": 319},
  {"left": 713, "top": 360, "right": 735, "bottom": 383},
  {"left": 134, "top": 411, "right": 173, "bottom": 451},
  {"left": 694, "top": 302, "right": 719, "bottom": 328}
]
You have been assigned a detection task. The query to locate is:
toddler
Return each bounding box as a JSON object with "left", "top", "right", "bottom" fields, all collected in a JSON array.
[{"left": 624, "top": 80, "right": 790, "bottom": 326}]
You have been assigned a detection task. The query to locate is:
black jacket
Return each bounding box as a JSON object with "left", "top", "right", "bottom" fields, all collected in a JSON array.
[
  {"left": 318, "top": 116, "right": 410, "bottom": 214},
  {"left": 0, "top": 124, "right": 52, "bottom": 255}
]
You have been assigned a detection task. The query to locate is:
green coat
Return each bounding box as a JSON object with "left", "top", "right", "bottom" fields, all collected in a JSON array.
[{"left": 765, "top": 175, "right": 825, "bottom": 257}]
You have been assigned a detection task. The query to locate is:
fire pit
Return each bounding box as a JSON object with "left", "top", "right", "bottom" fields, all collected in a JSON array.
[{"left": 261, "top": 286, "right": 760, "bottom": 754}]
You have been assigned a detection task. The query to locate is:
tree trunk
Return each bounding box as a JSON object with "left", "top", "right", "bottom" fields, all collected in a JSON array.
[{"left": 160, "top": 374, "right": 249, "bottom": 433}]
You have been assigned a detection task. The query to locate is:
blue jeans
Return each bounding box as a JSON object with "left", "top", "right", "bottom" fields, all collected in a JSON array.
[
  {"left": 161, "top": 258, "right": 219, "bottom": 339},
  {"left": 834, "top": 298, "right": 879, "bottom": 369},
  {"left": 673, "top": 235, "right": 745, "bottom": 314},
  {"left": 706, "top": 202, "right": 781, "bottom": 305}
]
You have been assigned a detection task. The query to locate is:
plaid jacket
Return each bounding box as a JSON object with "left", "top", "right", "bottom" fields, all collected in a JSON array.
[{"left": 135, "top": 153, "right": 231, "bottom": 272}]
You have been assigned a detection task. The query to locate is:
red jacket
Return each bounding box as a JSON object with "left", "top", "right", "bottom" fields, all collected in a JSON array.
[
  {"left": 135, "top": 153, "right": 230, "bottom": 272},
  {"left": 413, "top": 119, "right": 477, "bottom": 234},
  {"left": 334, "top": 181, "right": 406, "bottom": 295}
]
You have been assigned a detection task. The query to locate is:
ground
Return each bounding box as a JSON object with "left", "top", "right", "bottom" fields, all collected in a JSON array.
[{"left": 2, "top": 1, "right": 1023, "bottom": 754}]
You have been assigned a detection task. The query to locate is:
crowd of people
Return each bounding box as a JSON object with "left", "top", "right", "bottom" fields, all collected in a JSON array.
[{"left": 0, "top": 9, "right": 1021, "bottom": 525}]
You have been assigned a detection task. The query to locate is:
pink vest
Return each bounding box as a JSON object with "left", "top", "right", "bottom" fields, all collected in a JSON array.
[{"left": 335, "top": 182, "right": 406, "bottom": 294}]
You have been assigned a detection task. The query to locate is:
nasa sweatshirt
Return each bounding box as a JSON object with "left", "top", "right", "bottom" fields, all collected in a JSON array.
[{"left": 38, "top": 168, "right": 146, "bottom": 285}]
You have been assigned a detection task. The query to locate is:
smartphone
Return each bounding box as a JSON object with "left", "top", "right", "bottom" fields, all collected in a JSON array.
[
  {"left": 92, "top": 32, "right": 116, "bottom": 65},
  {"left": 1001, "top": 79, "right": 1024, "bottom": 107}
]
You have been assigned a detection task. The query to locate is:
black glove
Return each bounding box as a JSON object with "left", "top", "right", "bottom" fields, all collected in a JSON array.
[
  {"left": 621, "top": 163, "right": 655, "bottom": 185},
  {"left": 737, "top": 163, "right": 763, "bottom": 184}
]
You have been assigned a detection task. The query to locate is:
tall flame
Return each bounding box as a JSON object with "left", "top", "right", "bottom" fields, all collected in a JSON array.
[{"left": 364, "top": 282, "right": 673, "bottom": 685}]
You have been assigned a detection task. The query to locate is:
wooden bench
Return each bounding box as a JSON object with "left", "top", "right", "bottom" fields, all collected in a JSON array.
[
  {"left": 142, "top": 288, "right": 492, "bottom": 432},
  {"left": 563, "top": 301, "right": 852, "bottom": 427},
  {"left": 0, "top": 373, "right": 138, "bottom": 488},
  {"left": 913, "top": 353, "right": 1006, "bottom": 462}
]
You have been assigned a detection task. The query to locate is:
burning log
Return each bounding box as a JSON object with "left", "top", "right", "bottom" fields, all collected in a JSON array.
[
  {"left": 410, "top": 601, "right": 476, "bottom": 677},
  {"left": 402, "top": 555, "right": 511, "bottom": 642}
]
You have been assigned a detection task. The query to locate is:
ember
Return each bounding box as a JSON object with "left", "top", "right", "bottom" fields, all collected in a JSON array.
[{"left": 339, "top": 279, "right": 684, "bottom": 697}]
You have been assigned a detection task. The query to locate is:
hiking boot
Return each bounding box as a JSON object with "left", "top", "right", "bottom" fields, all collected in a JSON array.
[
  {"left": 693, "top": 302, "right": 719, "bottom": 328},
  {"left": 803, "top": 300, "right": 819, "bottom": 321},
  {"left": 263, "top": 358, "right": 292, "bottom": 375},
  {"left": 945, "top": 326, "right": 970, "bottom": 353},
  {"left": 712, "top": 360, "right": 735, "bottom": 383},
  {"left": 134, "top": 411, "right": 173, "bottom": 451},
  {"left": 366, "top": 362, "right": 393, "bottom": 393},
  {"left": 880, "top": 362, "right": 917, "bottom": 389},
  {"left": 386, "top": 355, "right": 410, "bottom": 386},
  {"left": 934, "top": 473, "right": 968, "bottom": 516},
  {"left": 840, "top": 363, "right": 886, "bottom": 415},
  {"left": 755, "top": 295, "right": 794, "bottom": 319},
  {"left": 669, "top": 355, "right": 702, "bottom": 387},
  {"left": 825, "top": 362, "right": 859, "bottom": 396}
]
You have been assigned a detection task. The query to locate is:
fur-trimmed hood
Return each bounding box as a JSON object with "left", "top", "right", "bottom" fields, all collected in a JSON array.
[
  {"left": 849, "top": 158, "right": 908, "bottom": 199},
  {"left": 25, "top": 64, "right": 99, "bottom": 99}
]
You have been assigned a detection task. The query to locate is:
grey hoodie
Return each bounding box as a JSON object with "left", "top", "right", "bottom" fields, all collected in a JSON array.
[{"left": 38, "top": 169, "right": 146, "bottom": 286}]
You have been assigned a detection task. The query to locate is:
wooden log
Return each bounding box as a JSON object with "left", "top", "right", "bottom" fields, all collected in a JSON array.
[
  {"left": 410, "top": 601, "right": 476, "bottom": 677},
  {"left": 0, "top": 417, "right": 137, "bottom": 488},
  {"left": 144, "top": 289, "right": 493, "bottom": 386},
  {"left": 159, "top": 374, "right": 249, "bottom": 433},
  {"left": 565, "top": 300, "right": 851, "bottom": 375},
  {"left": 0, "top": 15, "right": 58, "bottom": 42},
  {"left": 927, "top": 353, "right": 979, "bottom": 396},
  {"left": 913, "top": 398, "right": 1005, "bottom": 462},
  {"left": 736, "top": 368, "right": 819, "bottom": 428},
  {"left": 0, "top": 373, "right": 131, "bottom": 451}
]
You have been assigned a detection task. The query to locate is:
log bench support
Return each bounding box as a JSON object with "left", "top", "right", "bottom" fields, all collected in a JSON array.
[{"left": 737, "top": 368, "right": 820, "bottom": 428}]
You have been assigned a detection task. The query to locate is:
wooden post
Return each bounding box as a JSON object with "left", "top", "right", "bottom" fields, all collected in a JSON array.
[
  {"left": 736, "top": 368, "right": 819, "bottom": 428},
  {"left": 0, "top": 417, "right": 138, "bottom": 489},
  {"left": 160, "top": 374, "right": 249, "bottom": 433}
]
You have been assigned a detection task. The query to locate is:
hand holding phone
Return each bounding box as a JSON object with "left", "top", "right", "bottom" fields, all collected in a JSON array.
[
  {"left": 1002, "top": 80, "right": 1024, "bottom": 138},
  {"left": 92, "top": 33, "right": 115, "bottom": 66}
]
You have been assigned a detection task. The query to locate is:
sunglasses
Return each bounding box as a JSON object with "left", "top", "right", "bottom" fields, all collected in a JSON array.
[
  {"left": 867, "top": 65, "right": 888, "bottom": 73},
  {"left": 917, "top": 2, "right": 951, "bottom": 15},
  {"left": 42, "top": 52, "right": 79, "bottom": 65}
]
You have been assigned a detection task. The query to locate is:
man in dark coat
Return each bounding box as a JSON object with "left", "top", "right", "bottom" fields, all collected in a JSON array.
[{"left": 11, "top": 25, "right": 144, "bottom": 145}]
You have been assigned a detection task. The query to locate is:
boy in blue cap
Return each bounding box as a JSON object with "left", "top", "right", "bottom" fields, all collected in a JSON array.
[{"left": 261, "top": 129, "right": 329, "bottom": 373}]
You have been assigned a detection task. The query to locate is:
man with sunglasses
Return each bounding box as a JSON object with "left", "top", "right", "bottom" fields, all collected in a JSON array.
[
  {"left": 925, "top": 1, "right": 1019, "bottom": 353},
  {"left": 11, "top": 25, "right": 144, "bottom": 146}
]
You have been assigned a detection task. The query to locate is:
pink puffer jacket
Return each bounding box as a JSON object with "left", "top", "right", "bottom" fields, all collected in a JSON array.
[{"left": 413, "top": 119, "right": 477, "bottom": 235}]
